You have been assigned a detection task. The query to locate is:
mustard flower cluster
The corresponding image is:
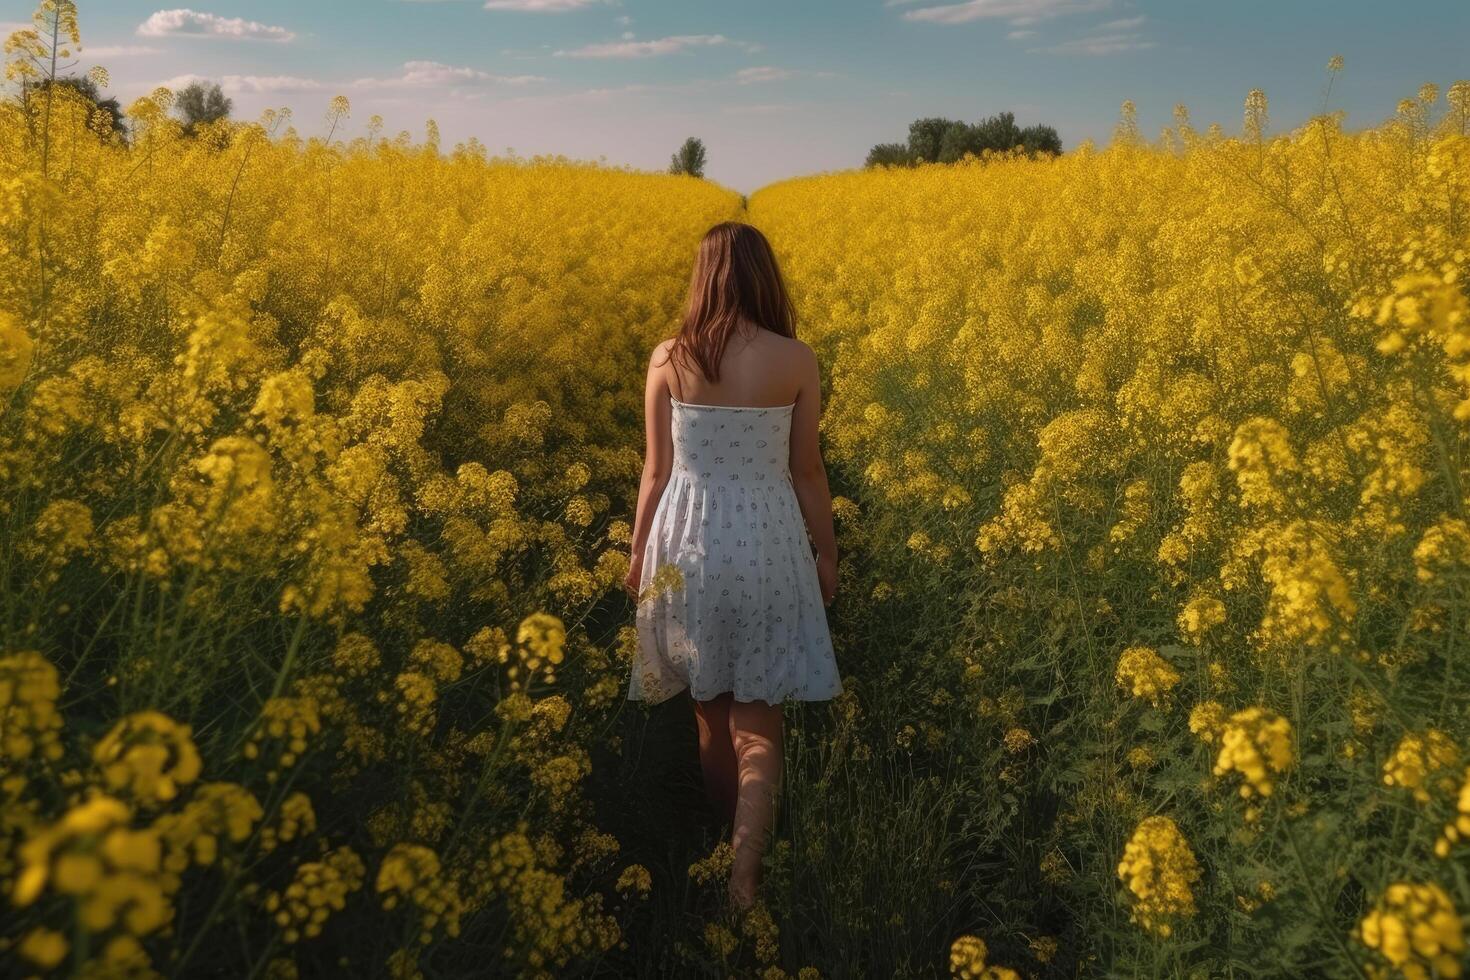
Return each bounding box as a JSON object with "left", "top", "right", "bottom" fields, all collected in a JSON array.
[
  {"left": 92, "top": 711, "right": 203, "bottom": 805},
  {"left": 375, "top": 843, "right": 465, "bottom": 944},
  {"left": 1358, "top": 882, "right": 1465, "bottom": 980},
  {"left": 1382, "top": 730, "right": 1462, "bottom": 804},
  {"left": 1435, "top": 766, "right": 1470, "bottom": 858},
  {"left": 265, "top": 846, "right": 365, "bottom": 943},
  {"left": 1114, "top": 646, "right": 1181, "bottom": 707},
  {"left": 243, "top": 697, "right": 322, "bottom": 780},
  {"left": 948, "top": 935, "right": 1022, "bottom": 980},
  {"left": 1212, "top": 707, "right": 1294, "bottom": 799},
  {"left": 1116, "top": 816, "right": 1202, "bottom": 936},
  {"left": 0, "top": 650, "right": 64, "bottom": 772}
]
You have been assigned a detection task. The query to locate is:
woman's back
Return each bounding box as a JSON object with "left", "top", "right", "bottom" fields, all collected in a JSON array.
[{"left": 666, "top": 322, "right": 809, "bottom": 409}]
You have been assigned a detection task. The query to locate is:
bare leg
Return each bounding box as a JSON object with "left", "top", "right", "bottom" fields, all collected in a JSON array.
[
  {"left": 694, "top": 693, "right": 738, "bottom": 825},
  {"left": 727, "top": 698, "right": 784, "bottom": 909}
]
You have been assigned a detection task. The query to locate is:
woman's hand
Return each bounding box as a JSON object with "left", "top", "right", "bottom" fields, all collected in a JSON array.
[
  {"left": 624, "top": 551, "right": 644, "bottom": 602},
  {"left": 816, "top": 552, "right": 838, "bottom": 606}
]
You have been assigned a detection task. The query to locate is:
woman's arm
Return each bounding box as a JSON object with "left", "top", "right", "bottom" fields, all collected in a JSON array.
[
  {"left": 787, "top": 344, "right": 838, "bottom": 604},
  {"left": 625, "top": 341, "right": 675, "bottom": 596}
]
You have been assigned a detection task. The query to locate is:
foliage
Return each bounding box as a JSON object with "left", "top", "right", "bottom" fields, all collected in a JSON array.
[
  {"left": 174, "top": 80, "right": 231, "bottom": 135},
  {"left": 0, "top": 7, "right": 744, "bottom": 975},
  {"left": 863, "top": 142, "right": 913, "bottom": 169},
  {"left": 867, "top": 111, "right": 1062, "bottom": 168},
  {"left": 24, "top": 74, "right": 124, "bottom": 137},
  {"left": 671, "top": 136, "right": 708, "bottom": 178},
  {"left": 754, "top": 73, "right": 1470, "bottom": 976}
]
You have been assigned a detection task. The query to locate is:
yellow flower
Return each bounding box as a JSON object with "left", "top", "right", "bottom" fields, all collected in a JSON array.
[
  {"left": 376, "top": 843, "right": 464, "bottom": 943},
  {"left": 244, "top": 698, "right": 322, "bottom": 776},
  {"left": 1358, "top": 882, "right": 1465, "bottom": 979},
  {"left": 93, "top": 711, "right": 203, "bottom": 805},
  {"left": 332, "top": 632, "right": 381, "bottom": 677},
  {"left": 615, "top": 863, "right": 651, "bottom": 898},
  {"left": 948, "top": 933, "right": 1022, "bottom": 978},
  {"left": 1213, "top": 707, "right": 1294, "bottom": 800},
  {"left": 1383, "top": 730, "right": 1461, "bottom": 804},
  {"left": 1177, "top": 595, "right": 1226, "bottom": 644},
  {"left": 950, "top": 935, "right": 988, "bottom": 978},
  {"left": 508, "top": 611, "right": 568, "bottom": 686},
  {"left": 265, "top": 846, "right": 365, "bottom": 943},
  {"left": 1114, "top": 646, "right": 1181, "bottom": 707},
  {"left": 1116, "top": 815, "right": 1201, "bottom": 936},
  {"left": 13, "top": 795, "right": 171, "bottom": 936},
  {"left": 18, "top": 926, "right": 68, "bottom": 969},
  {"left": 0, "top": 650, "right": 64, "bottom": 764},
  {"left": 0, "top": 311, "right": 34, "bottom": 391},
  {"left": 1188, "top": 701, "right": 1228, "bottom": 743},
  {"left": 1436, "top": 766, "right": 1470, "bottom": 858},
  {"left": 408, "top": 639, "right": 463, "bottom": 684},
  {"left": 1003, "top": 726, "right": 1034, "bottom": 753}
]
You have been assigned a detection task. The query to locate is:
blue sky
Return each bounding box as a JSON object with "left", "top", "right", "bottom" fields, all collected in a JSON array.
[{"left": 9, "top": 0, "right": 1468, "bottom": 192}]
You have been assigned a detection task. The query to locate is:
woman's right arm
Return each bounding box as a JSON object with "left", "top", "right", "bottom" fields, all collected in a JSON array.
[
  {"left": 625, "top": 342, "right": 675, "bottom": 599},
  {"left": 787, "top": 344, "right": 838, "bottom": 605}
]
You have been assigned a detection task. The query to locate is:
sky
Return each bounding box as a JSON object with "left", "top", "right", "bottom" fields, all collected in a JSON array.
[{"left": 6, "top": 0, "right": 1468, "bottom": 193}]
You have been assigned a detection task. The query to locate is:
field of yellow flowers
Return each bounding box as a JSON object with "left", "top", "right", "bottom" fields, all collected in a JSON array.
[{"left": 4, "top": 6, "right": 1470, "bottom": 978}]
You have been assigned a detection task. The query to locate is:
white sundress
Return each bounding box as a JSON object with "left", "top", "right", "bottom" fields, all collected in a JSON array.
[{"left": 629, "top": 394, "right": 843, "bottom": 705}]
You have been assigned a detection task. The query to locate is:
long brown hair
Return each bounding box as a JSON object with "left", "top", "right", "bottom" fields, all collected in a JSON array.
[{"left": 663, "top": 221, "right": 797, "bottom": 385}]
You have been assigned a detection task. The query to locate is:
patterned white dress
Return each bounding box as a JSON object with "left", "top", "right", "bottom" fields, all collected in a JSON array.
[{"left": 629, "top": 394, "right": 843, "bottom": 705}]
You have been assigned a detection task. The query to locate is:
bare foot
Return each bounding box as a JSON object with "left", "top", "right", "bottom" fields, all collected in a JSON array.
[{"left": 728, "top": 849, "right": 761, "bottom": 910}]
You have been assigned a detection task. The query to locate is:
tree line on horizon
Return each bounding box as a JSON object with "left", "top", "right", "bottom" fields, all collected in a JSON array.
[
  {"left": 866, "top": 111, "right": 1062, "bottom": 167},
  {"left": 21, "top": 74, "right": 232, "bottom": 141},
  {"left": 28, "top": 74, "right": 1062, "bottom": 182}
]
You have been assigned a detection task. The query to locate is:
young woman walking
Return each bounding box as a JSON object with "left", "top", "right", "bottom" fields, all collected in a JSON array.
[{"left": 623, "top": 221, "right": 842, "bottom": 910}]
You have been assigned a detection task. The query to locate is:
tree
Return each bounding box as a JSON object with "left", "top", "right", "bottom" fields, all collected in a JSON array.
[
  {"left": 175, "top": 80, "right": 231, "bottom": 134},
  {"left": 1020, "top": 123, "right": 1062, "bottom": 156},
  {"left": 26, "top": 74, "right": 125, "bottom": 138},
  {"left": 868, "top": 110, "right": 1063, "bottom": 168},
  {"left": 864, "top": 142, "right": 913, "bottom": 168},
  {"left": 906, "top": 117, "right": 955, "bottom": 165},
  {"left": 937, "top": 121, "right": 982, "bottom": 163},
  {"left": 669, "top": 136, "right": 706, "bottom": 178},
  {"left": 936, "top": 112, "right": 1027, "bottom": 162}
]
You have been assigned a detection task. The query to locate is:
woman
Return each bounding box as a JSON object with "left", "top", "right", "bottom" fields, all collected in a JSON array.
[{"left": 623, "top": 221, "right": 843, "bottom": 910}]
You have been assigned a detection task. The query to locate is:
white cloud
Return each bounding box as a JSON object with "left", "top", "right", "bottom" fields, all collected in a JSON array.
[
  {"left": 735, "top": 66, "right": 795, "bottom": 84},
  {"left": 483, "top": 0, "right": 608, "bottom": 10},
  {"left": 891, "top": 0, "right": 1110, "bottom": 26},
  {"left": 138, "top": 9, "right": 295, "bottom": 42},
  {"left": 1006, "top": 29, "right": 1036, "bottom": 39},
  {"left": 1027, "top": 14, "right": 1152, "bottom": 54},
  {"left": 1029, "top": 31, "right": 1153, "bottom": 54},
  {"left": 82, "top": 44, "right": 165, "bottom": 57},
  {"left": 353, "top": 60, "right": 545, "bottom": 88},
  {"left": 159, "top": 73, "right": 322, "bottom": 93},
  {"left": 555, "top": 34, "right": 756, "bottom": 58}
]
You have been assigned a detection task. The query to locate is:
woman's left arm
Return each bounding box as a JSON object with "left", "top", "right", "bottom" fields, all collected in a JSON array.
[{"left": 625, "top": 342, "right": 675, "bottom": 598}]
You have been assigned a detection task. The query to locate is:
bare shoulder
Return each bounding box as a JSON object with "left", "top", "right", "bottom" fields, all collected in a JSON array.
[
  {"left": 649, "top": 337, "right": 675, "bottom": 366},
  {"left": 766, "top": 332, "right": 815, "bottom": 364},
  {"left": 782, "top": 336, "right": 819, "bottom": 379}
]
